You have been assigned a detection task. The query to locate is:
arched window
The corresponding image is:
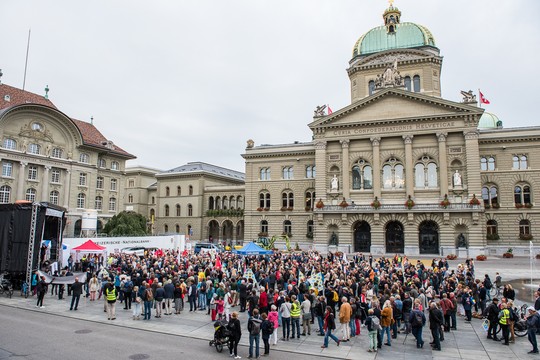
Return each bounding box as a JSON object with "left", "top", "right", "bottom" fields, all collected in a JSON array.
[
  {"left": 95, "top": 196, "right": 103, "bottom": 210},
  {"left": 260, "top": 220, "right": 268, "bottom": 234},
  {"left": 414, "top": 156, "right": 438, "bottom": 188},
  {"left": 237, "top": 196, "right": 244, "bottom": 209},
  {"left": 189, "top": 185, "right": 193, "bottom": 195},
  {"left": 305, "top": 191, "right": 316, "bottom": 210},
  {"left": 164, "top": 224, "right": 169, "bottom": 233},
  {"left": 482, "top": 185, "right": 499, "bottom": 207},
  {"left": 165, "top": 204, "right": 170, "bottom": 216},
  {"left": 175, "top": 224, "right": 180, "bottom": 233},
  {"left": 76, "top": 193, "right": 85, "bottom": 208},
  {"left": 514, "top": 184, "right": 532, "bottom": 205},
  {"left": 481, "top": 156, "right": 496, "bottom": 171},
  {"left": 165, "top": 186, "right": 170, "bottom": 197},
  {"left": 98, "top": 158, "right": 106, "bottom": 168},
  {"left": 79, "top": 153, "right": 89, "bottom": 163},
  {"left": 51, "top": 148, "right": 63, "bottom": 158},
  {"left": 352, "top": 159, "right": 373, "bottom": 190},
  {"left": 413, "top": 75, "right": 420, "bottom": 92},
  {"left": 306, "top": 165, "right": 316, "bottom": 178},
  {"left": 176, "top": 204, "right": 181, "bottom": 216},
  {"left": 188, "top": 204, "right": 193, "bottom": 216},
  {"left": 282, "top": 191, "right": 294, "bottom": 208},
  {"left": 513, "top": 155, "right": 528, "bottom": 170},
  {"left": 260, "top": 167, "right": 271, "bottom": 180},
  {"left": 108, "top": 197, "right": 116, "bottom": 212},
  {"left": 215, "top": 196, "right": 221, "bottom": 210},
  {"left": 283, "top": 220, "right": 292, "bottom": 235},
  {"left": 28, "top": 143, "right": 40, "bottom": 154},
  {"left": 487, "top": 220, "right": 498, "bottom": 236},
  {"left": 49, "top": 190, "right": 59, "bottom": 205},
  {"left": 177, "top": 186, "right": 181, "bottom": 196},
  {"left": 128, "top": 193, "right": 133, "bottom": 203},
  {"left": 230, "top": 196, "right": 236, "bottom": 209},
  {"left": 96, "top": 176, "right": 104, "bottom": 189},
  {"left": 520, "top": 219, "right": 531, "bottom": 236},
  {"left": 223, "top": 197, "right": 229, "bottom": 210},
  {"left": 368, "top": 80, "right": 375, "bottom": 95},
  {"left": 3, "top": 138, "right": 16, "bottom": 150},
  {"left": 209, "top": 196, "right": 215, "bottom": 210},
  {"left": 259, "top": 192, "right": 270, "bottom": 209},
  {"left": 382, "top": 158, "right": 404, "bottom": 189},
  {"left": 282, "top": 166, "right": 293, "bottom": 180},
  {"left": 404, "top": 76, "right": 411, "bottom": 91},
  {"left": 150, "top": 208, "right": 155, "bottom": 218},
  {"left": 307, "top": 220, "right": 314, "bottom": 236},
  {"left": 0, "top": 185, "right": 11, "bottom": 203},
  {"left": 111, "top": 161, "right": 119, "bottom": 170}
]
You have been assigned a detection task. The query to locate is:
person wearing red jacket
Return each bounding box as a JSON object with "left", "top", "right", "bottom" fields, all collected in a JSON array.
[{"left": 259, "top": 287, "right": 269, "bottom": 315}]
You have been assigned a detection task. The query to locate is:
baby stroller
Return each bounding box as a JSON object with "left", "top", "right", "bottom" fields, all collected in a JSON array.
[{"left": 209, "top": 319, "right": 231, "bottom": 353}]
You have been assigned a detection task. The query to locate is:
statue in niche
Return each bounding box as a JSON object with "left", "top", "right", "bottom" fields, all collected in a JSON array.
[
  {"left": 453, "top": 170, "right": 462, "bottom": 187},
  {"left": 457, "top": 233, "right": 467, "bottom": 248},
  {"left": 329, "top": 232, "right": 338, "bottom": 246},
  {"left": 331, "top": 174, "right": 339, "bottom": 191}
]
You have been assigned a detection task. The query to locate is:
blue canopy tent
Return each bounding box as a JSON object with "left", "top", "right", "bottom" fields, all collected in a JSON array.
[{"left": 234, "top": 242, "right": 273, "bottom": 255}]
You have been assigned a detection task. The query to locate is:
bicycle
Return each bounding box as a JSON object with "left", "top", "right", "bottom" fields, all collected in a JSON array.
[
  {"left": 0, "top": 273, "right": 14, "bottom": 298},
  {"left": 490, "top": 286, "right": 502, "bottom": 298}
]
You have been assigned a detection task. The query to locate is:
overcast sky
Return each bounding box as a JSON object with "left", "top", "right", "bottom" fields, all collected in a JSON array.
[{"left": 2, "top": 1, "right": 538, "bottom": 173}]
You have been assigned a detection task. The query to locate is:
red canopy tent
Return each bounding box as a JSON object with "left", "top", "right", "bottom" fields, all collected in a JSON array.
[{"left": 71, "top": 240, "right": 107, "bottom": 266}]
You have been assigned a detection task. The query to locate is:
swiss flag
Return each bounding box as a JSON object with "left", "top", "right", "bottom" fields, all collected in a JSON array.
[
  {"left": 479, "top": 91, "right": 490, "bottom": 105},
  {"left": 327, "top": 105, "right": 333, "bottom": 115}
]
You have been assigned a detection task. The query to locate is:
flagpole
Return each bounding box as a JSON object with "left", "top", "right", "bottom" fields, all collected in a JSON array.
[
  {"left": 22, "top": 29, "right": 31, "bottom": 91},
  {"left": 478, "top": 89, "right": 482, "bottom": 109}
]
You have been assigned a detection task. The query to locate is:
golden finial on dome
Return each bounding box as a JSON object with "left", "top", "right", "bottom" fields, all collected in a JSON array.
[{"left": 388, "top": 0, "right": 395, "bottom": 6}]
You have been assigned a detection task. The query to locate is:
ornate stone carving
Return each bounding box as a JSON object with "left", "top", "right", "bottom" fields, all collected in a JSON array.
[
  {"left": 375, "top": 59, "right": 404, "bottom": 89},
  {"left": 464, "top": 131, "right": 479, "bottom": 140},
  {"left": 340, "top": 139, "right": 350, "bottom": 148},
  {"left": 313, "top": 105, "right": 327, "bottom": 117},
  {"left": 460, "top": 90, "right": 477, "bottom": 103},
  {"left": 370, "top": 136, "right": 381, "bottom": 146},
  {"left": 314, "top": 141, "right": 327, "bottom": 150},
  {"left": 436, "top": 132, "right": 448, "bottom": 142},
  {"left": 361, "top": 53, "right": 425, "bottom": 67},
  {"left": 402, "top": 134, "right": 414, "bottom": 144},
  {"left": 246, "top": 139, "right": 254, "bottom": 149}
]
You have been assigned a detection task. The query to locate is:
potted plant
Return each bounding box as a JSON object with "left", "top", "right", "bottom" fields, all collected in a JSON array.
[
  {"left": 371, "top": 196, "right": 381, "bottom": 210},
  {"left": 257, "top": 207, "right": 263, "bottom": 212},
  {"left": 305, "top": 206, "right": 312, "bottom": 211},
  {"left": 525, "top": 203, "right": 533, "bottom": 208},
  {"left": 515, "top": 203, "right": 524, "bottom": 209},
  {"left": 476, "top": 254, "right": 487, "bottom": 261},
  {"left": 492, "top": 203, "right": 500, "bottom": 209},
  {"left": 287, "top": 207, "right": 294, "bottom": 211},
  {"left": 503, "top": 248, "right": 514, "bottom": 258},
  {"left": 405, "top": 195, "right": 415, "bottom": 210},
  {"left": 440, "top": 194, "right": 450, "bottom": 208},
  {"left": 263, "top": 207, "right": 270, "bottom": 211},
  {"left": 520, "top": 233, "right": 533, "bottom": 240},
  {"left": 446, "top": 254, "right": 457, "bottom": 260},
  {"left": 316, "top": 199, "right": 324, "bottom": 209},
  {"left": 281, "top": 206, "right": 287, "bottom": 211},
  {"left": 306, "top": 232, "right": 313, "bottom": 239},
  {"left": 469, "top": 194, "right": 481, "bottom": 206},
  {"left": 339, "top": 198, "right": 349, "bottom": 208},
  {"left": 257, "top": 232, "right": 268, "bottom": 237},
  {"left": 486, "top": 233, "right": 500, "bottom": 241}
]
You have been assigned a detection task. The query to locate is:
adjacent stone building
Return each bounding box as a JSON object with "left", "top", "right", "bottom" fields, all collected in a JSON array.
[{"left": 0, "top": 82, "right": 135, "bottom": 236}]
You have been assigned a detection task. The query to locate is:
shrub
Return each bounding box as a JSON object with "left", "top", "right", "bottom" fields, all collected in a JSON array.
[
  {"left": 486, "top": 234, "right": 500, "bottom": 240},
  {"left": 520, "top": 234, "right": 533, "bottom": 240},
  {"left": 476, "top": 255, "right": 487, "bottom": 261},
  {"left": 446, "top": 254, "right": 457, "bottom": 260},
  {"left": 503, "top": 252, "right": 514, "bottom": 258}
]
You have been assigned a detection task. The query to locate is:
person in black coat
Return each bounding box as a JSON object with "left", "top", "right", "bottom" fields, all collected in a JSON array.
[
  {"left": 227, "top": 311, "right": 242, "bottom": 358},
  {"left": 238, "top": 280, "right": 248, "bottom": 312},
  {"left": 70, "top": 277, "right": 84, "bottom": 311},
  {"left": 36, "top": 276, "right": 47, "bottom": 308},
  {"left": 429, "top": 302, "right": 444, "bottom": 351},
  {"left": 486, "top": 298, "right": 500, "bottom": 340}
]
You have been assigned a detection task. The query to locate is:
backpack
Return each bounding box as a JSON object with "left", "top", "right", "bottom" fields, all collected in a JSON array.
[
  {"left": 249, "top": 318, "right": 262, "bottom": 335},
  {"left": 484, "top": 278, "right": 492, "bottom": 289},
  {"left": 412, "top": 311, "right": 423, "bottom": 326},
  {"left": 125, "top": 280, "right": 133, "bottom": 291},
  {"left": 145, "top": 288, "right": 154, "bottom": 301},
  {"left": 371, "top": 316, "right": 382, "bottom": 331},
  {"left": 332, "top": 291, "right": 339, "bottom": 302},
  {"left": 263, "top": 320, "right": 275, "bottom": 335}
]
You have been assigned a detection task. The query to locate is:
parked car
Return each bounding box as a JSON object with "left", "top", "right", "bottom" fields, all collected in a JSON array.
[{"left": 120, "top": 246, "right": 146, "bottom": 257}]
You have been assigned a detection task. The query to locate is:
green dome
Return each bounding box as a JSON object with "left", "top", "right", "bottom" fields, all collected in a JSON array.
[
  {"left": 352, "top": 22, "right": 436, "bottom": 57},
  {"left": 478, "top": 112, "right": 503, "bottom": 129}
]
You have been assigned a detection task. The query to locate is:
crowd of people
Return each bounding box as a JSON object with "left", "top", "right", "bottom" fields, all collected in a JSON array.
[{"left": 35, "top": 249, "right": 540, "bottom": 357}]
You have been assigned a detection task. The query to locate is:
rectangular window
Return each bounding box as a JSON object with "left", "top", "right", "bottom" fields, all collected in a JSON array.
[
  {"left": 109, "top": 198, "right": 116, "bottom": 211},
  {"left": 110, "top": 179, "right": 117, "bottom": 191},
  {"left": 79, "top": 173, "right": 87, "bottom": 186},
  {"left": 51, "top": 169, "right": 61, "bottom": 183},
  {"left": 95, "top": 197, "right": 103, "bottom": 210},
  {"left": 2, "top": 162, "right": 13, "bottom": 177},
  {"left": 96, "top": 177, "right": 104, "bottom": 189},
  {"left": 28, "top": 166, "right": 38, "bottom": 180}
]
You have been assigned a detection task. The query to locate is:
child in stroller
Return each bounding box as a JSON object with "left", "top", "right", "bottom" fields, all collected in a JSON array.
[{"left": 209, "top": 319, "right": 231, "bottom": 352}]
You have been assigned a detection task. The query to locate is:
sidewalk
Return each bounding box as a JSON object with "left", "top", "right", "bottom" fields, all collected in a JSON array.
[{"left": 0, "top": 289, "right": 535, "bottom": 360}]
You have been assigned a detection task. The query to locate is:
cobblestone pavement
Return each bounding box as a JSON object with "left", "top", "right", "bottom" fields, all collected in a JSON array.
[{"left": 1, "top": 256, "right": 539, "bottom": 359}]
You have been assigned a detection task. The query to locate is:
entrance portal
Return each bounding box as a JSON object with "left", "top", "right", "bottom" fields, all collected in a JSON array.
[
  {"left": 385, "top": 221, "right": 404, "bottom": 253},
  {"left": 419, "top": 220, "right": 439, "bottom": 254},
  {"left": 353, "top": 221, "right": 371, "bottom": 252}
]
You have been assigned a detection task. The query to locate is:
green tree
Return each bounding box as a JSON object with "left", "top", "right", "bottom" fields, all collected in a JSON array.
[{"left": 103, "top": 211, "right": 148, "bottom": 236}]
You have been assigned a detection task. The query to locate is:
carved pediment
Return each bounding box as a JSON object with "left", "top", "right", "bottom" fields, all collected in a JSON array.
[{"left": 19, "top": 122, "right": 54, "bottom": 142}]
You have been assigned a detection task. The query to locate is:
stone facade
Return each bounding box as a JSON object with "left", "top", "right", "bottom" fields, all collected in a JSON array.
[{"left": 0, "top": 84, "right": 135, "bottom": 236}]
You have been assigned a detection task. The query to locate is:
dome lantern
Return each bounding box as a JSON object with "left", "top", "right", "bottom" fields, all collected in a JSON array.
[{"left": 383, "top": 0, "right": 401, "bottom": 34}]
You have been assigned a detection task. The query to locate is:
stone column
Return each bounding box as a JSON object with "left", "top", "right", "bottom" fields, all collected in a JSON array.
[
  {"left": 371, "top": 137, "right": 381, "bottom": 198},
  {"left": 314, "top": 140, "right": 327, "bottom": 201},
  {"left": 340, "top": 140, "right": 350, "bottom": 199},
  {"left": 41, "top": 166, "right": 51, "bottom": 202},
  {"left": 464, "top": 130, "right": 481, "bottom": 196},
  {"left": 436, "top": 132, "right": 448, "bottom": 196},
  {"left": 402, "top": 134, "right": 414, "bottom": 197},
  {"left": 16, "top": 162, "right": 27, "bottom": 200},
  {"left": 63, "top": 169, "right": 71, "bottom": 208}
]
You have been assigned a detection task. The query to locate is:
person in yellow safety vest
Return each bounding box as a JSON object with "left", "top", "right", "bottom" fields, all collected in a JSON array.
[
  {"left": 498, "top": 303, "right": 511, "bottom": 345},
  {"left": 290, "top": 295, "right": 302, "bottom": 339},
  {"left": 105, "top": 282, "right": 117, "bottom": 321}
]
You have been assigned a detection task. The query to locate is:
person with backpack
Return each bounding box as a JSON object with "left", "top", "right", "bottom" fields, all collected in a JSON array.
[
  {"left": 142, "top": 281, "right": 154, "bottom": 321},
  {"left": 365, "top": 308, "right": 381, "bottom": 352},
  {"left": 484, "top": 274, "right": 493, "bottom": 300},
  {"left": 154, "top": 282, "right": 165, "bottom": 318},
  {"left": 248, "top": 308, "right": 262, "bottom": 359},
  {"left": 429, "top": 302, "right": 443, "bottom": 351},
  {"left": 410, "top": 303, "right": 426, "bottom": 348},
  {"left": 526, "top": 306, "right": 540, "bottom": 354},
  {"left": 321, "top": 306, "right": 340, "bottom": 348},
  {"left": 123, "top": 276, "right": 133, "bottom": 310},
  {"left": 268, "top": 305, "right": 279, "bottom": 345},
  {"left": 261, "top": 313, "right": 274, "bottom": 356},
  {"left": 198, "top": 278, "right": 207, "bottom": 311},
  {"left": 105, "top": 281, "right": 117, "bottom": 320},
  {"left": 279, "top": 296, "right": 292, "bottom": 341},
  {"left": 227, "top": 311, "right": 242, "bottom": 359}
]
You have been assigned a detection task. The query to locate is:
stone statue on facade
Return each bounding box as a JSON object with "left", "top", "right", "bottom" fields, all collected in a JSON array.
[
  {"left": 331, "top": 174, "right": 339, "bottom": 191},
  {"left": 460, "top": 90, "right": 476, "bottom": 103},
  {"left": 453, "top": 170, "right": 462, "bottom": 187},
  {"left": 329, "top": 232, "right": 338, "bottom": 246},
  {"left": 376, "top": 59, "right": 404, "bottom": 89},
  {"left": 314, "top": 105, "right": 327, "bottom": 117},
  {"left": 457, "top": 233, "right": 467, "bottom": 248}
]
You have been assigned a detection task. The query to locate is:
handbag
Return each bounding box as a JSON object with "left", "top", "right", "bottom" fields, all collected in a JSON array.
[
  {"left": 302, "top": 312, "right": 312, "bottom": 321},
  {"left": 135, "top": 296, "right": 142, "bottom": 304}
]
